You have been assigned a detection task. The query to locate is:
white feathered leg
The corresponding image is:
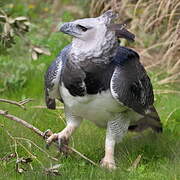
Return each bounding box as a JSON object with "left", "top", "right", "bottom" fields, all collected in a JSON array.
[
  {"left": 46, "top": 107, "right": 82, "bottom": 149},
  {"left": 100, "top": 130, "right": 116, "bottom": 169},
  {"left": 101, "top": 114, "right": 130, "bottom": 170}
]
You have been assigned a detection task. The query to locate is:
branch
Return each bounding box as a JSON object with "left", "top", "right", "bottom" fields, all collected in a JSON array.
[
  {"left": 0, "top": 110, "right": 43, "bottom": 137},
  {"left": 0, "top": 109, "right": 98, "bottom": 167},
  {"left": 0, "top": 98, "right": 33, "bottom": 110},
  {"left": 31, "top": 106, "right": 64, "bottom": 110}
]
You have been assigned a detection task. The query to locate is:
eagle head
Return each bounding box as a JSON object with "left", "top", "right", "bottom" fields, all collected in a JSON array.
[
  {"left": 59, "top": 10, "right": 118, "bottom": 59},
  {"left": 59, "top": 10, "right": 134, "bottom": 60},
  {"left": 59, "top": 10, "right": 117, "bottom": 41}
]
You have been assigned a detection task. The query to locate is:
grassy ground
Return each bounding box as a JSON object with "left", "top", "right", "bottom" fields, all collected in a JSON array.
[{"left": 0, "top": 1, "right": 180, "bottom": 179}]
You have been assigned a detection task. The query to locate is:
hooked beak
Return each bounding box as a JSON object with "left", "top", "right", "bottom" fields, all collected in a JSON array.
[{"left": 59, "top": 22, "right": 80, "bottom": 37}]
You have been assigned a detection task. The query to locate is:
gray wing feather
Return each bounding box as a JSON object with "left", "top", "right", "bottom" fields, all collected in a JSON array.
[
  {"left": 110, "top": 47, "right": 162, "bottom": 132},
  {"left": 44, "top": 44, "right": 71, "bottom": 109},
  {"left": 111, "top": 62, "right": 154, "bottom": 115},
  {"left": 110, "top": 47, "right": 153, "bottom": 114}
]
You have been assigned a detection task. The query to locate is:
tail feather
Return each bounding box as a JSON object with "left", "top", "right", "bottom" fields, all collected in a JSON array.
[
  {"left": 45, "top": 89, "right": 56, "bottom": 110},
  {"left": 128, "top": 106, "right": 163, "bottom": 133},
  {"left": 45, "top": 96, "right": 56, "bottom": 110}
]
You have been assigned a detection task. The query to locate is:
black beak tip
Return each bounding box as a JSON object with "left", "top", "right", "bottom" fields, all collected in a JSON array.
[
  {"left": 59, "top": 23, "right": 70, "bottom": 33},
  {"left": 59, "top": 24, "right": 64, "bottom": 32}
]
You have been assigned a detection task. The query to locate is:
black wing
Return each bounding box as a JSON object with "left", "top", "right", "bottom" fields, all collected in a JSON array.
[
  {"left": 110, "top": 46, "right": 154, "bottom": 115},
  {"left": 44, "top": 44, "right": 71, "bottom": 109}
]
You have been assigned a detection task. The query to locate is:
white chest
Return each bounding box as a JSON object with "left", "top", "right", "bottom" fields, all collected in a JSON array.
[{"left": 60, "top": 84, "right": 127, "bottom": 127}]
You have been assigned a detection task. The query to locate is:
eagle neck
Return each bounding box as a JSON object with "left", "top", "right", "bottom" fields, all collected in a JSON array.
[{"left": 69, "top": 31, "right": 118, "bottom": 65}]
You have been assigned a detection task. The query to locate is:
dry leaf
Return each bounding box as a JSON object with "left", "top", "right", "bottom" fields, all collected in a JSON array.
[
  {"left": 24, "top": 21, "right": 31, "bottom": 26},
  {"left": 0, "top": 153, "right": 16, "bottom": 161},
  {"left": 4, "top": 23, "right": 11, "bottom": 35},
  {"left": 16, "top": 157, "right": 33, "bottom": 164},
  {"left": 41, "top": 48, "right": 51, "bottom": 56},
  {"left": 31, "top": 51, "right": 38, "bottom": 60},
  {"left": 15, "top": 16, "right": 28, "bottom": 21},
  {"left": 0, "top": 11, "right": 30, "bottom": 48},
  {"left": 17, "top": 168, "right": 25, "bottom": 173},
  {"left": 8, "top": 17, "right": 15, "bottom": 24},
  {"left": 33, "top": 47, "right": 44, "bottom": 54},
  {"left": 31, "top": 46, "right": 51, "bottom": 60},
  {"left": 33, "top": 47, "right": 51, "bottom": 56},
  {"left": 10, "top": 29, "right": 14, "bottom": 37},
  {"left": 15, "top": 157, "right": 32, "bottom": 174},
  {"left": 44, "top": 164, "right": 62, "bottom": 176}
]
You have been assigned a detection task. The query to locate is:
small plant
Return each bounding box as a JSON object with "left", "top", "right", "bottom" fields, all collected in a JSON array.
[
  {"left": 0, "top": 9, "right": 30, "bottom": 48},
  {"left": 0, "top": 8, "right": 51, "bottom": 59},
  {"left": 0, "top": 58, "right": 29, "bottom": 91}
]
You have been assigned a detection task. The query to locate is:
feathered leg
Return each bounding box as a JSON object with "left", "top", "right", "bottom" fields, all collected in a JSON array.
[
  {"left": 101, "top": 129, "right": 116, "bottom": 169},
  {"left": 46, "top": 107, "right": 82, "bottom": 150},
  {"left": 101, "top": 114, "right": 130, "bottom": 170}
]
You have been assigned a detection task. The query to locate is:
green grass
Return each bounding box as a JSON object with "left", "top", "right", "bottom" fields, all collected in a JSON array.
[
  {"left": 0, "top": 88, "right": 180, "bottom": 179},
  {"left": 0, "top": 1, "right": 180, "bottom": 179}
]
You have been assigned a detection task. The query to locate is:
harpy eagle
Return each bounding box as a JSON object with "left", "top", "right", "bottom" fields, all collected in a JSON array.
[{"left": 44, "top": 10, "right": 162, "bottom": 170}]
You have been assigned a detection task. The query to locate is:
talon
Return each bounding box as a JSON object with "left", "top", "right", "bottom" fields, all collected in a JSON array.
[
  {"left": 57, "top": 134, "right": 69, "bottom": 154},
  {"left": 43, "top": 129, "right": 53, "bottom": 139},
  {"left": 46, "top": 133, "right": 58, "bottom": 146},
  {"left": 100, "top": 158, "right": 117, "bottom": 170},
  {"left": 58, "top": 137, "right": 62, "bottom": 150},
  {"left": 45, "top": 143, "right": 50, "bottom": 149},
  {"left": 44, "top": 130, "right": 70, "bottom": 154}
]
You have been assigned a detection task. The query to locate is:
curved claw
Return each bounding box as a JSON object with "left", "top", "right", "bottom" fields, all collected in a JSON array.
[
  {"left": 45, "top": 143, "right": 50, "bottom": 149},
  {"left": 43, "top": 129, "right": 53, "bottom": 139},
  {"left": 43, "top": 129, "right": 55, "bottom": 149},
  {"left": 58, "top": 137, "right": 62, "bottom": 150},
  {"left": 100, "top": 158, "right": 117, "bottom": 170},
  {"left": 57, "top": 135, "right": 69, "bottom": 153},
  {"left": 44, "top": 130, "right": 69, "bottom": 154},
  {"left": 46, "top": 133, "right": 58, "bottom": 144}
]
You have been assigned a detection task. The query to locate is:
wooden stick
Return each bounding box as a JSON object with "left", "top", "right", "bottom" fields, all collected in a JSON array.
[
  {"left": 31, "top": 106, "right": 64, "bottom": 110},
  {"left": 0, "top": 109, "right": 98, "bottom": 167},
  {"left": 0, "top": 98, "right": 33, "bottom": 110},
  {"left": 0, "top": 110, "right": 44, "bottom": 136}
]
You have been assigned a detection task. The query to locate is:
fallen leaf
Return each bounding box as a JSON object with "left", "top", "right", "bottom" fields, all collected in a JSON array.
[
  {"left": 8, "top": 17, "right": 15, "bottom": 24},
  {"left": 10, "top": 29, "right": 14, "bottom": 37},
  {"left": 15, "top": 16, "right": 28, "bottom": 21},
  {"left": 44, "top": 164, "right": 62, "bottom": 176},
  {"left": 41, "top": 48, "right": 51, "bottom": 56},
  {"left": 4, "top": 23, "right": 11, "bottom": 35},
  {"left": 17, "top": 168, "right": 25, "bottom": 173},
  {"left": 24, "top": 21, "right": 31, "bottom": 26},
  {"left": 31, "top": 51, "right": 38, "bottom": 60},
  {"left": 16, "top": 157, "right": 33, "bottom": 164},
  {"left": 0, "top": 153, "right": 16, "bottom": 161},
  {"left": 33, "top": 47, "right": 44, "bottom": 54},
  {"left": 33, "top": 47, "right": 51, "bottom": 56},
  {"left": 15, "top": 157, "right": 33, "bottom": 174}
]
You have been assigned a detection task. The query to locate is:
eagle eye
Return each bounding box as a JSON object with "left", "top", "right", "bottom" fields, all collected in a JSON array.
[{"left": 77, "top": 24, "right": 88, "bottom": 32}]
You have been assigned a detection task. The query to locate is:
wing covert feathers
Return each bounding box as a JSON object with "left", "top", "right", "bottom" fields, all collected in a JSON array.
[{"left": 111, "top": 47, "right": 162, "bottom": 132}]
